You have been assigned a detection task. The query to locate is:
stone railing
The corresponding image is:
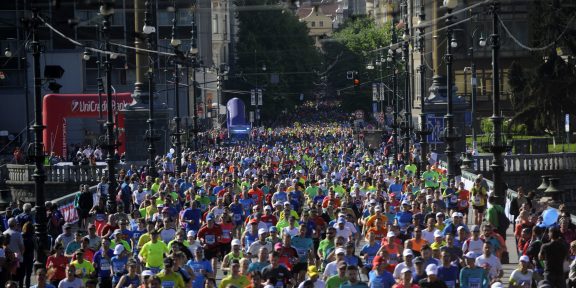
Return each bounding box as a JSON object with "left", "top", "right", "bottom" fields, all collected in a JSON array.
[
  {"left": 472, "top": 153, "right": 576, "bottom": 173},
  {"left": 6, "top": 163, "right": 129, "bottom": 183}
]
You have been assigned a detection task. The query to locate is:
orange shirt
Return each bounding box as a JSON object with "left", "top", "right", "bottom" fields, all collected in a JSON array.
[
  {"left": 406, "top": 238, "right": 428, "bottom": 253},
  {"left": 248, "top": 188, "right": 264, "bottom": 204},
  {"left": 322, "top": 196, "right": 341, "bottom": 209},
  {"left": 457, "top": 189, "right": 470, "bottom": 209},
  {"left": 366, "top": 227, "right": 387, "bottom": 242},
  {"left": 365, "top": 214, "right": 388, "bottom": 230}
]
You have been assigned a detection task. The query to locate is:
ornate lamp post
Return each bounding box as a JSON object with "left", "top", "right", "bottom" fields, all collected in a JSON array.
[
  {"left": 388, "top": 18, "right": 400, "bottom": 167},
  {"left": 100, "top": 2, "right": 118, "bottom": 214},
  {"left": 29, "top": 6, "right": 48, "bottom": 268},
  {"left": 190, "top": 2, "right": 199, "bottom": 151},
  {"left": 416, "top": 2, "right": 430, "bottom": 176},
  {"left": 401, "top": 0, "right": 411, "bottom": 159},
  {"left": 143, "top": 0, "right": 158, "bottom": 176},
  {"left": 489, "top": 0, "right": 506, "bottom": 205},
  {"left": 466, "top": 26, "right": 486, "bottom": 154},
  {"left": 441, "top": 0, "right": 460, "bottom": 182},
  {"left": 170, "top": 6, "right": 183, "bottom": 175}
]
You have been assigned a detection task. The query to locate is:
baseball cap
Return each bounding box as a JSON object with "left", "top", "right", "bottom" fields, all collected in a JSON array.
[
  {"left": 335, "top": 248, "right": 346, "bottom": 255},
  {"left": 337, "top": 218, "right": 346, "bottom": 224},
  {"left": 413, "top": 256, "right": 424, "bottom": 264},
  {"left": 142, "top": 270, "right": 154, "bottom": 277},
  {"left": 250, "top": 218, "right": 259, "bottom": 224},
  {"left": 387, "top": 231, "right": 396, "bottom": 238},
  {"left": 369, "top": 199, "right": 377, "bottom": 205},
  {"left": 274, "top": 242, "right": 282, "bottom": 250},
  {"left": 491, "top": 283, "right": 504, "bottom": 288},
  {"left": 451, "top": 212, "right": 459, "bottom": 218},
  {"left": 64, "top": 223, "right": 72, "bottom": 229},
  {"left": 425, "top": 264, "right": 438, "bottom": 275},
  {"left": 373, "top": 255, "right": 385, "bottom": 266},
  {"left": 402, "top": 249, "right": 414, "bottom": 257},
  {"left": 269, "top": 226, "right": 278, "bottom": 233},
  {"left": 401, "top": 200, "right": 410, "bottom": 206},
  {"left": 187, "top": 230, "right": 196, "bottom": 237},
  {"left": 434, "top": 230, "right": 443, "bottom": 238},
  {"left": 472, "top": 225, "right": 480, "bottom": 232},
  {"left": 307, "top": 265, "right": 319, "bottom": 278},
  {"left": 231, "top": 239, "right": 241, "bottom": 246},
  {"left": 206, "top": 214, "right": 215, "bottom": 221},
  {"left": 264, "top": 205, "right": 272, "bottom": 211},
  {"left": 436, "top": 212, "right": 444, "bottom": 217},
  {"left": 464, "top": 251, "right": 477, "bottom": 259},
  {"left": 258, "top": 228, "right": 267, "bottom": 235},
  {"left": 283, "top": 201, "right": 291, "bottom": 206},
  {"left": 374, "top": 205, "right": 382, "bottom": 211},
  {"left": 519, "top": 255, "right": 530, "bottom": 262},
  {"left": 401, "top": 267, "right": 412, "bottom": 274},
  {"left": 337, "top": 261, "right": 347, "bottom": 269},
  {"left": 113, "top": 244, "right": 125, "bottom": 255}
]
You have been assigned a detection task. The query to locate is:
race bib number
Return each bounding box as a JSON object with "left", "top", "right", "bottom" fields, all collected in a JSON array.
[
  {"left": 450, "top": 195, "right": 458, "bottom": 203},
  {"left": 101, "top": 260, "right": 111, "bottom": 271},
  {"left": 96, "top": 214, "right": 106, "bottom": 221},
  {"left": 445, "top": 280, "right": 456, "bottom": 288},
  {"left": 206, "top": 235, "right": 215, "bottom": 244},
  {"left": 469, "top": 278, "right": 481, "bottom": 288},
  {"left": 162, "top": 280, "right": 175, "bottom": 288},
  {"left": 233, "top": 214, "right": 242, "bottom": 222},
  {"left": 474, "top": 195, "right": 481, "bottom": 206},
  {"left": 519, "top": 280, "right": 531, "bottom": 288},
  {"left": 222, "top": 230, "right": 231, "bottom": 240},
  {"left": 460, "top": 200, "right": 468, "bottom": 208}
]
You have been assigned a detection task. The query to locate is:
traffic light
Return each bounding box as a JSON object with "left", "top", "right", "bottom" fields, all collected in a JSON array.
[{"left": 353, "top": 73, "right": 360, "bottom": 86}]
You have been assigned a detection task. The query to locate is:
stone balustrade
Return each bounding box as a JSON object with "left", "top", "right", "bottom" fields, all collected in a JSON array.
[
  {"left": 471, "top": 153, "right": 576, "bottom": 173},
  {"left": 5, "top": 163, "right": 127, "bottom": 183}
]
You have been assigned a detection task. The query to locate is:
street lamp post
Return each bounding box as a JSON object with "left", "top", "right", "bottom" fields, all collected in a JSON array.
[
  {"left": 143, "top": 0, "right": 157, "bottom": 177},
  {"left": 101, "top": 3, "right": 118, "bottom": 214},
  {"left": 190, "top": 3, "right": 199, "bottom": 152},
  {"left": 468, "top": 30, "right": 487, "bottom": 153},
  {"left": 416, "top": 3, "right": 429, "bottom": 176},
  {"left": 170, "top": 9, "right": 182, "bottom": 176},
  {"left": 388, "top": 17, "right": 399, "bottom": 167},
  {"left": 489, "top": 0, "right": 506, "bottom": 205},
  {"left": 401, "top": 0, "right": 411, "bottom": 159},
  {"left": 442, "top": 0, "right": 460, "bottom": 182},
  {"left": 29, "top": 7, "right": 48, "bottom": 268}
]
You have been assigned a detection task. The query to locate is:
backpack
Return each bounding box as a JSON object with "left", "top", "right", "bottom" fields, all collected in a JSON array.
[{"left": 509, "top": 197, "right": 520, "bottom": 217}]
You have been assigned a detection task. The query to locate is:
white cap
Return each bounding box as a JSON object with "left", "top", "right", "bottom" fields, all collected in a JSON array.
[
  {"left": 387, "top": 231, "right": 396, "bottom": 238},
  {"left": 401, "top": 267, "right": 412, "bottom": 274},
  {"left": 402, "top": 249, "right": 414, "bottom": 257},
  {"left": 401, "top": 200, "right": 410, "bottom": 206},
  {"left": 353, "top": 183, "right": 360, "bottom": 188},
  {"left": 264, "top": 205, "right": 272, "bottom": 210},
  {"left": 519, "top": 255, "right": 530, "bottom": 262},
  {"left": 284, "top": 201, "right": 291, "bottom": 206},
  {"left": 491, "top": 283, "right": 504, "bottom": 288},
  {"left": 187, "top": 230, "right": 196, "bottom": 237},
  {"left": 369, "top": 199, "right": 377, "bottom": 205},
  {"left": 425, "top": 264, "right": 438, "bottom": 275},
  {"left": 258, "top": 228, "right": 268, "bottom": 235},
  {"left": 142, "top": 270, "right": 154, "bottom": 276},
  {"left": 374, "top": 205, "right": 382, "bottom": 211},
  {"left": 434, "top": 230, "right": 443, "bottom": 238},
  {"left": 113, "top": 244, "right": 125, "bottom": 255},
  {"left": 335, "top": 248, "right": 346, "bottom": 255},
  {"left": 464, "top": 251, "right": 477, "bottom": 259},
  {"left": 231, "top": 239, "right": 241, "bottom": 246},
  {"left": 451, "top": 212, "right": 459, "bottom": 218}
]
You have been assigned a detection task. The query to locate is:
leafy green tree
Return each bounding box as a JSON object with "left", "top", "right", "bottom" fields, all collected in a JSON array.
[
  {"left": 232, "top": 0, "right": 321, "bottom": 121},
  {"left": 507, "top": 0, "right": 576, "bottom": 135},
  {"left": 323, "top": 16, "right": 394, "bottom": 113}
]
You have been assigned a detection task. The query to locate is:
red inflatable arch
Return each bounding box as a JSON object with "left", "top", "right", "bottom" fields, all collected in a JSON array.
[{"left": 43, "top": 93, "right": 133, "bottom": 158}]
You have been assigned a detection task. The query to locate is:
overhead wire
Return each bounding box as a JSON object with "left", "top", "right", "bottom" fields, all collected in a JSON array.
[{"left": 497, "top": 13, "right": 576, "bottom": 52}]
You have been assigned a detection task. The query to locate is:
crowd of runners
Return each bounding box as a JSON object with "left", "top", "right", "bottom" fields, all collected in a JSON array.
[{"left": 0, "top": 103, "right": 574, "bottom": 288}]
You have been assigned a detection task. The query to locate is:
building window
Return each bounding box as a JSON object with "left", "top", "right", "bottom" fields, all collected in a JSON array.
[
  {"left": 319, "top": 21, "right": 324, "bottom": 27},
  {"left": 212, "top": 14, "right": 219, "bottom": 34},
  {"left": 311, "top": 21, "right": 315, "bottom": 27}
]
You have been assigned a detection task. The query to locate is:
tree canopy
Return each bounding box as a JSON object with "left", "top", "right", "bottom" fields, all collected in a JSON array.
[{"left": 232, "top": 0, "right": 321, "bottom": 122}]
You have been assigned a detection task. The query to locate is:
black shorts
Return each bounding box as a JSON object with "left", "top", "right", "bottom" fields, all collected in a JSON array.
[
  {"left": 292, "top": 262, "right": 308, "bottom": 273},
  {"left": 473, "top": 205, "right": 486, "bottom": 213},
  {"left": 220, "top": 243, "right": 231, "bottom": 257},
  {"left": 204, "top": 247, "right": 220, "bottom": 260}
]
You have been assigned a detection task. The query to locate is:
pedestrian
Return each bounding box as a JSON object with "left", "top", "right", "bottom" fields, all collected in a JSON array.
[{"left": 539, "top": 227, "right": 569, "bottom": 288}]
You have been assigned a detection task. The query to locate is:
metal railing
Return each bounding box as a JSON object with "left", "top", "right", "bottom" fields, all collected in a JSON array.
[{"left": 5, "top": 163, "right": 130, "bottom": 183}]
